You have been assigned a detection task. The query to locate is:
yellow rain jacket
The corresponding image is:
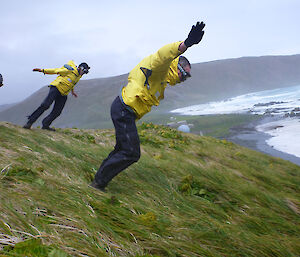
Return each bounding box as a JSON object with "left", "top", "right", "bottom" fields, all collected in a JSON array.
[
  {"left": 43, "top": 60, "right": 82, "bottom": 96},
  {"left": 122, "top": 41, "right": 183, "bottom": 119}
]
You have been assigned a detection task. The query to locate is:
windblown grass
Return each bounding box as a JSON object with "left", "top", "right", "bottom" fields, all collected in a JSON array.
[
  {"left": 0, "top": 122, "right": 299, "bottom": 256},
  {"left": 141, "top": 113, "right": 261, "bottom": 138}
]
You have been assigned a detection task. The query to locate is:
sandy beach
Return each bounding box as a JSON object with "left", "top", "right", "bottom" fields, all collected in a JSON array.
[{"left": 226, "top": 116, "right": 300, "bottom": 166}]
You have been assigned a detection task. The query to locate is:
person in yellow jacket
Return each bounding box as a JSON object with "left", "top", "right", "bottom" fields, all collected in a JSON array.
[
  {"left": 90, "top": 21, "right": 205, "bottom": 192},
  {"left": 23, "top": 61, "right": 90, "bottom": 131}
]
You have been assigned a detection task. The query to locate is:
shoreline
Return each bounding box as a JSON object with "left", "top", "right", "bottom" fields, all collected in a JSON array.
[{"left": 225, "top": 116, "right": 300, "bottom": 166}]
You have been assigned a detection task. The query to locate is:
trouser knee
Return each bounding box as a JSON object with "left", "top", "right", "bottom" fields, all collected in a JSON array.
[
  {"left": 53, "top": 110, "right": 62, "bottom": 117},
  {"left": 124, "top": 147, "right": 140, "bottom": 162},
  {"left": 130, "top": 148, "right": 141, "bottom": 162},
  {"left": 40, "top": 103, "right": 51, "bottom": 111}
]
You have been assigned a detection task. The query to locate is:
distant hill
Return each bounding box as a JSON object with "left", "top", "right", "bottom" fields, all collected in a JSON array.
[
  {"left": 1, "top": 54, "right": 300, "bottom": 128},
  {"left": 0, "top": 103, "right": 15, "bottom": 112},
  {"left": 0, "top": 122, "right": 299, "bottom": 256}
]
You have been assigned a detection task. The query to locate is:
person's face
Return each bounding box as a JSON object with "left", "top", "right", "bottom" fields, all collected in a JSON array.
[
  {"left": 78, "top": 67, "right": 85, "bottom": 76},
  {"left": 177, "top": 65, "right": 191, "bottom": 82}
]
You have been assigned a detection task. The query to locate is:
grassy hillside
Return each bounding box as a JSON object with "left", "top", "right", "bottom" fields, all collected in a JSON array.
[
  {"left": 0, "top": 122, "right": 299, "bottom": 257},
  {"left": 142, "top": 113, "right": 262, "bottom": 138}
]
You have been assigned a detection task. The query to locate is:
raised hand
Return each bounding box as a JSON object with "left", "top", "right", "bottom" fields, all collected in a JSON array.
[{"left": 184, "top": 21, "right": 205, "bottom": 47}]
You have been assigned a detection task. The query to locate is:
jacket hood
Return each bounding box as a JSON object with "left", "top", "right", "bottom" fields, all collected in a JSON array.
[
  {"left": 67, "top": 60, "right": 77, "bottom": 69},
  {"left": 166, "top": 57, "right": 180, "bottom": 86}
]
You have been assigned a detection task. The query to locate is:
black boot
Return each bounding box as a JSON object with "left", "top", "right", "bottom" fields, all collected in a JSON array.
[
  {"left": 42, "top": 126, "right": 56, "bottom": 131},
  {"left": 23, "top": 121, "right": 33, "bottom": 129},
  {"left": 89, "top": 180, "right": 106, "bottom": 192}
]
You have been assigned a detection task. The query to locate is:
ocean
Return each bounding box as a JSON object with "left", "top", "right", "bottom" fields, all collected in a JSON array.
[{"left": 171, "top": 84, "right": 300, "bottom": 158}]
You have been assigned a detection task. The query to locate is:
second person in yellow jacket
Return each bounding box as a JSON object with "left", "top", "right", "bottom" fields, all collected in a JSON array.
[
  {"left": 23, "top": 61, "right": 90, "bottom": 131},
  {"left": 91, "top": 21, "right": 206, "bottom": 192}
]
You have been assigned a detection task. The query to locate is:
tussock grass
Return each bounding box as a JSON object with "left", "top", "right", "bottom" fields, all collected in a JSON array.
[{"left": 0, "top": 121, "right": 299, "bottom": 257}]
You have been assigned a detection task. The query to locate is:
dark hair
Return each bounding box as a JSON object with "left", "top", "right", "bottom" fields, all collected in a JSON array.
[
  {"left": 179, "top": 56, "right": 191, "bottom": 69},
  {"left": 78, "top": 62, "right": 90, "bottom": 74}
]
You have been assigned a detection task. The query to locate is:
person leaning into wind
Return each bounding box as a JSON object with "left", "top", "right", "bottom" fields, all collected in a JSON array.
[
  {"left": 23, "top": 61, "right": 90, "bottom": 131},
  {"left": 90, "top": 21, "right": 206, "bottom": 192}
]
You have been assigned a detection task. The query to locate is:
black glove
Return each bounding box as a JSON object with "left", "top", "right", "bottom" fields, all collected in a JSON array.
[{"left": 184, "top": 21, "right": 205, "bottom": 47}]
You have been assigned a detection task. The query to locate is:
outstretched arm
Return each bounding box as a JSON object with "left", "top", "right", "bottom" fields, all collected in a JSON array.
[
  {"left": 32, "top": 67, "right": 69, "bottom": 76},
  {"left": 136, "top": 21, "right": 206, "bottom": 72}
]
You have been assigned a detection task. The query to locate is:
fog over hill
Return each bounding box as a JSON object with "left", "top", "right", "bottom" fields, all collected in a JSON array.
[{"left": 1, "top": 54, "right": 300, "bottom": 128}]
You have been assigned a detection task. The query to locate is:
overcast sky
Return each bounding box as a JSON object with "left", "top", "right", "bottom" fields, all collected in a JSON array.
[{"left": 1, "top": 0, "right": 300, "bottom": 105}]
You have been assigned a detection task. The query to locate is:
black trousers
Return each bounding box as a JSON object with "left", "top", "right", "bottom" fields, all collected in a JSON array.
[
  {"left": 27, "top": 86, "right": 67, "bottom": 127},
  {"left": 95, "top": 96, "right": 140, "bottom": 187}
]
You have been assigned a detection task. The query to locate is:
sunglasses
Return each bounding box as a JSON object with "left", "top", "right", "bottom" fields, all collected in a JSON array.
[
  {"left": 79, "top": 65, "right": 90, "bottom": 74},
  {"left": 178, "top": 63, "right": 191, "bottom": 81}
]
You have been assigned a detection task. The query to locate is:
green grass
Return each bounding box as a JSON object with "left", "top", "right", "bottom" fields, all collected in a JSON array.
[
  {"left": 0, "top": 122, "right": 299, "bottom": 257},
  {"left": 141, "top": 113, "right": 261, "bottom": 138}
]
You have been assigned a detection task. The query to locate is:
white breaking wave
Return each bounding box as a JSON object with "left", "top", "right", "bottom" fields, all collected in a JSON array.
[
  {"left": 256, "top": 118, "right": 300, "bottom": 158},
  {"left": 170, "top": 85, "right": 300, "bottom": 159},
  {"left": 171, "top": 84, "right": 300, "bottom": 116}
]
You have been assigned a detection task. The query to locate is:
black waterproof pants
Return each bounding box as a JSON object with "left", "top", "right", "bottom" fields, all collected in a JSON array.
[
  {"left": 95, "top": 96, "right": 140, "bottom": 187},
  {"left": 27, "top": 86, "right": 67, "bottom": 127}
]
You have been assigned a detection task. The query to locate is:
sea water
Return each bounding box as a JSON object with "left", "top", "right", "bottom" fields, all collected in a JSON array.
[{"left": 171, "top": 84, "right": 300, "bottom": 158}]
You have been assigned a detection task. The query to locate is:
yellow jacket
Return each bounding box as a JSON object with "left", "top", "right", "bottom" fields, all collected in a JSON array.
[
  {"left": 122, "top": 41, "right": 183, "bottom": 119},
  {"left": 43, "top": 60, "right": 82, "bottom": 96}
]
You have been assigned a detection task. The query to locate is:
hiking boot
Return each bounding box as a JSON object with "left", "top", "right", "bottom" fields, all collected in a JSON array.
[
  {"left": 89, "top": 180, "right": 106, "bottom": 192},
  {"left": 42, "top": 126, "right": 56, "bottom": 131},
  {"left": 23, "top": 122, "right": 32, "bottom": 129}
]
